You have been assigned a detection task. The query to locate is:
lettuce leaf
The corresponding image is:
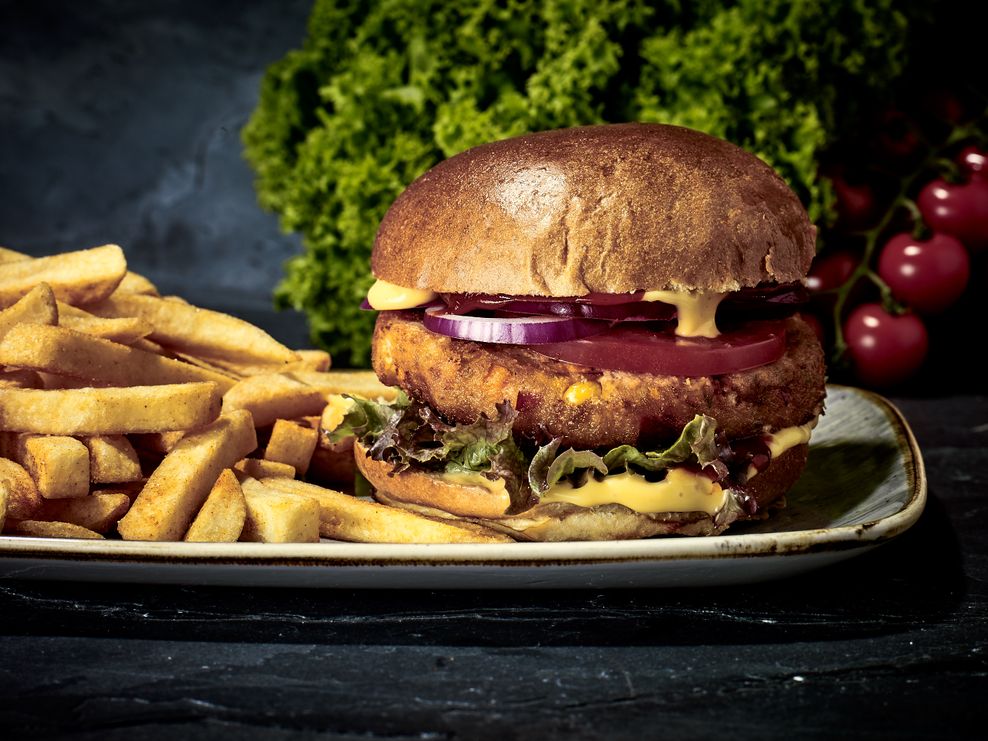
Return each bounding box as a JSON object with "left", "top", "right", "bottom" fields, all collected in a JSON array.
[
  {"left": 336, "top": 396, "right": 731, "bottom": 510},
  {"left": 528, "top": 441, "right": 607, "bottom": 496},
  {"left": 245, "top": 0, "right": 922, "bottom": 365},
  {"left": 601, "top": 415, "right": 722, "bottom": 473},
  {"left": 527, "top": 415, "right": 727, "bottom": 495},
  {"left": 332, "top": 395, "right": 533, "bottom": 510}
]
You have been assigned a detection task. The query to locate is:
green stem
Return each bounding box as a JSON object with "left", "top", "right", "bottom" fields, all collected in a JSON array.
[{"left": 828, "top": 142, "right": 951, "bottom": 362}]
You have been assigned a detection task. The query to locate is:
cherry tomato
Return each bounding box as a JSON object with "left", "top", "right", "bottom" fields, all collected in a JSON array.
[
  {"left": 958, "top": 146, "right": 987, "bottom": 177},
  {"left": 875, "top": 109, "right": 921, "bottom": 162},
  {"left": 830, "top": 173, "right": 878, "bottom": 229},
  {"left": 844, "top": 304, "right": 928, "bottom": 388},
  {"left": 917, "top": 150, "right": 988, "bottom": 252},
  {"left": 807, "top": 250, "right": 858, "bottom": 293},
  {"left": 922, "top": 89, "right": 966, "bottom": 125},
  {"left": 877, "top": 232, "right": 970, "bottom": 314}
]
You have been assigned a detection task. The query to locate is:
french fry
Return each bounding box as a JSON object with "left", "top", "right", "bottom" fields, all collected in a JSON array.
[
  {"left": 82, "top": 435, "right": 143, "bottom": 483},
  {"left": 5, "top": 520, "right": 103, "bottom": 539},
  {"left": 223, "top": 374, "right": 326, "bottom": 428},
  {"left": 0, "top": 244, "right": 126, "bottom": 307},
  {"left": 117, "top": 410, "right": 257, "bottom": 541},
  {"left": 131, "top": 337, "right": 170, "bottom": 355},
  {"left": 86, "top": 293, "right": 299, "bottom": 365},
  {"left": 0, "top": 382, "right": 221, "bottom": 435},
  {"left": 184, "top": 469, "right": 246, "bottom": 542},
  {"left": 239, "top": 476, "right": 320, "bottom": 543},
  {"left": 296, "top": 349, "right": 331, "bottom": 371},
  {"left": 0, "top": 324, "right": 236, "bottom": 392},
  {"left": 0, "top": 458, "right": 42, "bottom": 519},
  {"left": 34, "top": 492, "right": 131, "bottom": 533},
  {"left": 0, "top": 246, "right": 28, "bottom": 263},
  {"left": 129, "top": 430, "right": 186, "bottom": 456},
  {"left": 0, "top": 245, "right": 156, "bottom": 297},
  {"left": 288, "top": 370, "right": 399, "bottom": 402},
  {"left": 0, "top": 283, "right": 58, "bottom": 339},
  {"left": 115, "top": 271, "right": 159, "bottom": 296},
  {"left": 234, "top": 458, "right": 295, "bottom": 479},
  {"left": 171, "top": 351, "right": 243, "bottom": 381},
  {"left": 206, "top": 349, "right": 332, "bottom": 378},
  {"left": 56, "top": 301, "right": 153, "bottom": 344},
  {"left": 263, "top": 419, "right": 318, "bottom": 476},
  {"left": 93, "top": 482, "right": 145, "bottom": 503},
  {"left": 16, "top": 435, "right": 90, "bottom": 499},
  {"left": 261, "top": 477, "right": 513, "bottom": 544}
]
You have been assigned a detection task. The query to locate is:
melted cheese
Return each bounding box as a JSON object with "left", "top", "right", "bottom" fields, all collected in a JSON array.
[
  {"left": 320, "top": 394, "right": 356, "bottom": 434},
  {"left": 541, "top": 467, "right": 728, "bottom": 515},
  {"left": 746, "top": 418, "right": 818, "bottom": 481},
  {"left": 366, "top": 279, "right": 437, "bottom": 310},
  {"left": 640, "top": 289, "right": 726, "bottom": 338},
  {"left": 563, "top": 381, "right": 601, "bottom": 405},
  {"left": 441, "top": 471, "right": 510, "bottom": 496}
]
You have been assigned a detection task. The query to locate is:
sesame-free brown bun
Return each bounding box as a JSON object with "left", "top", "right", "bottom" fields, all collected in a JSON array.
[
  {"left": 372, "top": 123, "right": 816, "bottom": 296},
  {"left": 356, "top": 441, "right": 809, "bottom": 542}
]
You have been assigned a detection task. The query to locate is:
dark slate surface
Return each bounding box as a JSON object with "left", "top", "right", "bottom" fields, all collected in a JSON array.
[
  {"left": 0, "top": 396, "right": 985, "bottom": 739},
  {"left": 1, "top": 2, "right": 986, "bottom": 738}
]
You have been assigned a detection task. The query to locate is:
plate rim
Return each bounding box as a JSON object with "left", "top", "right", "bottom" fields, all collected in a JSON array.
[{"left": 0, "top": 385, "right": 926, "bottom": 570}]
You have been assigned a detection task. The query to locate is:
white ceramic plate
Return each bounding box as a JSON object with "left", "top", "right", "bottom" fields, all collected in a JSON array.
[{"left": 0, "top": 385, "right": 925, "bottom": 589}]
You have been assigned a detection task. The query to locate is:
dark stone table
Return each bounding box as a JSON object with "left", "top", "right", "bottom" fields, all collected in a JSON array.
[
  {"left": 0, "top": 395, "right": 985, "bottom": 739},
  {"left": 1, "top": 2, "right": 986, "bottom": 738}
]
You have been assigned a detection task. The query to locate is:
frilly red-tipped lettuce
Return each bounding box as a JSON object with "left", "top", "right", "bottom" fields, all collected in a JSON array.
[
  {"left": 330, "top": 395, "right": 730, "bottom": 512},
  {"left": 329, "top": 394, "right": 531, "bottom": 511}
]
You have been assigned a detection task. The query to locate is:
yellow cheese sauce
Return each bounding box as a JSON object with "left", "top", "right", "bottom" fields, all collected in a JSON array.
[
  {"left": 541, "top": 467, "right": 728, "bottom": 515},
  {"left": 440, "top": 470, "right": 510, "bottom": 496},
  {"left": 366, "top": 279, "right": 437, "bottom": 310},
  {"left": 640, "top": 289, "right": 726, "bottom": 338},
  {"left": 321, "top": 394, "right": 357, "bottom": 434},
  {"left": 367, "top": 279, "right": 724, "bottom": 340},
  {"left": 563, "top": 381, "right": 602, "bottom": 405},
  {"left": 746, "top": 418, "right": 818, "bottom": 481}
]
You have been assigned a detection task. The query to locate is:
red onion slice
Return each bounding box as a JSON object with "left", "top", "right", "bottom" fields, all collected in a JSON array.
[
  {"left": 423, "top": 307, "right": 608, "bottom": 345},
  {"left": 494, "top": 299, "right": 676, "bottom": 322}
]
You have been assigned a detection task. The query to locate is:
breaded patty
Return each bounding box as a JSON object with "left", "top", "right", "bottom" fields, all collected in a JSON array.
[{"left": 373, "top": 312, "right": 826, "bottom": 449}]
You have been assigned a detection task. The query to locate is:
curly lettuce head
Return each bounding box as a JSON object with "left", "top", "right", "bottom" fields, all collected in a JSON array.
[{"left": 244, "top": 0, "right": 915, "bottom": 365}]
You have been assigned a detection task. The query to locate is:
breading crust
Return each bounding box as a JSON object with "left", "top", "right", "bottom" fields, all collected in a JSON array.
[{"left": 373, "top": 312, "right": 826, "bottom": 449}]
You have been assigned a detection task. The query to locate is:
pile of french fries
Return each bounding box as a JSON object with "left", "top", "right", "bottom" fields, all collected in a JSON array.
[{"left": 0, "top": 245, "right": 510, "bottom": 544}]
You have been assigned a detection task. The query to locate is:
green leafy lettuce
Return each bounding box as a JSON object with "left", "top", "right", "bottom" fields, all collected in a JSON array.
[
  {"left": 244, "top": 0, "right": 923, "bottom": 365},
  {"left": 330, "top": 395, "right": 531, "bottom": 511},
  {"left": 333, "top": 396, "right": 729, "bottom": 511},
  {"left": 527, "top": 414, "right": 727, "bottom": 495}
]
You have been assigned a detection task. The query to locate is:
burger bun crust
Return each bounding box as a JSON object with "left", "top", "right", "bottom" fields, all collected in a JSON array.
[
  {"left": 356, "top": 441, "right": 810, "bottom": 542},
  {"left": 372, "top": 123, "right": 816, "bottom": 296}
]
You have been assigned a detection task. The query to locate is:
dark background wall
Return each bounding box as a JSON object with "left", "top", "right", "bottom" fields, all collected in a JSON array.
[{"left": 0, "top": 0, "right": 313, "bottom": 347}]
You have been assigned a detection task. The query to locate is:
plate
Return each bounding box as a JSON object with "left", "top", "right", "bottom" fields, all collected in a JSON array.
[{"left": 0, "top": 385, "right": 925, "bottom": 589}]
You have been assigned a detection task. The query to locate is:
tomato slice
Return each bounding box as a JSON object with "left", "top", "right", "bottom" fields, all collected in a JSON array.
[{"left": 531, "top": 322, "right": 787, "bottom": 377}]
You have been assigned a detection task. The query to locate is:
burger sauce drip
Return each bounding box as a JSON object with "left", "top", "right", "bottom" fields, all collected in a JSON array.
[{"left": 717, "top": 431, "right": 772, "bottom": 515}]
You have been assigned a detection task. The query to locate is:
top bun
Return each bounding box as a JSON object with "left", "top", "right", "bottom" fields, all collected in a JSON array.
[{"left": 372, "top": 123, "right": 816, "bottom": 295}]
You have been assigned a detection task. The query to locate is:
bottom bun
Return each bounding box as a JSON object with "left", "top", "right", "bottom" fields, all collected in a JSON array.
[{"left": 356, "top": 442, "right": 810, "bottom": 542}]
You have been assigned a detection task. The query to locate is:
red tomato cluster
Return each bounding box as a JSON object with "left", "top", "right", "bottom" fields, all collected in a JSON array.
[{"left": 811, "top": 136, "right": 986, "bottom": 389}]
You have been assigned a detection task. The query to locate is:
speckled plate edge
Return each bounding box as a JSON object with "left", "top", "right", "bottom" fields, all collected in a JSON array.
[{"left": 0, "top": 385, "right": 926, "bottom": 588}]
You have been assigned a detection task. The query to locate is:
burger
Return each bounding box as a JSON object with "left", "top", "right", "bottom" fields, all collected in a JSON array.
[{"left": 329, "top": 123, "right": 826, "bottom": 541}]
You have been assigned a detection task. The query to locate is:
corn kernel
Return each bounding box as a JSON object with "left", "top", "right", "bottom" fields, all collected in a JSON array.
[{"left": 563, "top": 381, "right": 601, "bottom": 405}]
